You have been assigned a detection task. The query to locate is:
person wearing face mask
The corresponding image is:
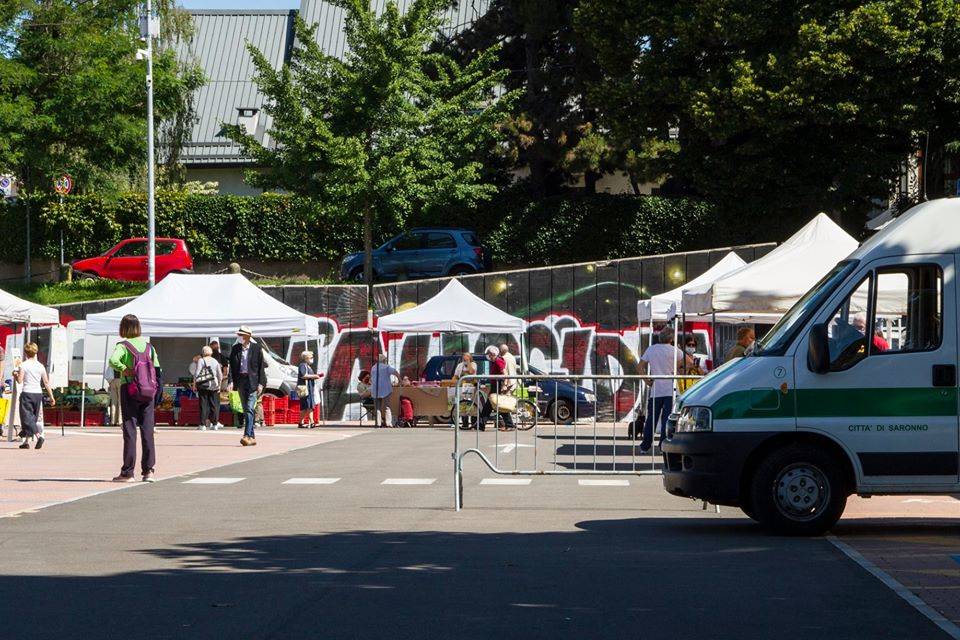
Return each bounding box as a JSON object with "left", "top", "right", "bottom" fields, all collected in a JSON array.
[
  {"left": 725, "top": 327, "right": 755, "bottom": 361},
  {"left": 297, "top": 351, "right": 322, "bottom": 429}
]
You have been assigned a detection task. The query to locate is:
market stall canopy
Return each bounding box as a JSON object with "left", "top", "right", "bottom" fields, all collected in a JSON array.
[
  {"left": 377, "top": 279, "right": 527, "bottom": 333},
  {"left": 84, "top": 273, "right": 320, "bottom": 337},
  {"left": 682, "top": 213, "right": 859, "bottom": 316},
  {"left": 0, "top": 287, "right": 58, "bottom": 324},
  {"left": 637, "top": 252, "right": 747, "bottom": 323}
]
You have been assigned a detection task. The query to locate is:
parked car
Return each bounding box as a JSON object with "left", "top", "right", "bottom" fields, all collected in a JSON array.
[
  {"left": 422, "top": 354, "right": 596, "bottom": 423},
  {"left": 72, "top": 238, "right": 193, "bottom": 282},
  {"left": 339, "top": 228, "right": 492, "bottom": 282}
]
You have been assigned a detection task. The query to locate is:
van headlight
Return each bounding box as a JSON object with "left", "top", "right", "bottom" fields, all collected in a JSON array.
[{"left": 676, "top": 406, "right": 712, "bottom": 433}]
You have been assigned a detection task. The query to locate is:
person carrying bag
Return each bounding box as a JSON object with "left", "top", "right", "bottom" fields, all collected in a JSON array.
[{"left": 193, "top": 346, "right": 223, "bottom": 431}]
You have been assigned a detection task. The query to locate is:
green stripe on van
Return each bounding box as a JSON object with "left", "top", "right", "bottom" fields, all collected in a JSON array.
[{"left": 710, "top": 388, "right": 957, "bottom": 420}]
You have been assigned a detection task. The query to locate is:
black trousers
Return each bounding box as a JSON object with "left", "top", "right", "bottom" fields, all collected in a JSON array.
[
  {"left": 19, "top": 392, "right": 43, "bottom": 438},
  {"left": 120, "top": 385, "right": 156, "bottom": 476},
  {"left": 198, "top": 388, "right": 219, "bottom": 426}
]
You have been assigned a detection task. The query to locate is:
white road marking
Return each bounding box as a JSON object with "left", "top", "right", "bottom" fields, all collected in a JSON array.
[
  {"left": 283, "top": 477, "right": 341, "bottom": 485},
  {"left": 578, "top": 479, "right": 630, "bottom": 486},
  {"left": 183, "top": 477, "right": 245, "bottom": 484},
  {"left": 488, "top": 443, "right": 534, "bottom": 454},
  {"left": 382, "top": 478, "right": 436, "bottom": 485},
  {"left": 480, "top": 478, "right": 531, "bottom": 486},
  {"left": 827, "top": 535, "right": 960, "bottom": 640},
  {"left": 61, "top": 430, "right": 119, "bottom": 437}
]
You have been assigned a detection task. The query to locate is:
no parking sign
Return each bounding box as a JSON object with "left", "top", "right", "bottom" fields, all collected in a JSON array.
[
  {"left": 0, "top": 175, "right": 11, "bottom": 197},
  {"left": 53, "top": 174, "right": 73, "bottom": 195}
]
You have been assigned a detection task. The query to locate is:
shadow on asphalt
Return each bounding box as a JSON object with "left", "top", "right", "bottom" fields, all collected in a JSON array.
[{"left": 0, "top": 517, "right": 949, "bottom": 640}]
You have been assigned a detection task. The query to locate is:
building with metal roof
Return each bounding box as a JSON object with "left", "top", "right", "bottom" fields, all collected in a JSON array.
[{"left": 177, "top": 0, "right": 490, "bottom": 194}]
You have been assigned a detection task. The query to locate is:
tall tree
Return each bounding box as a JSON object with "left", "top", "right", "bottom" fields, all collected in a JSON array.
[
  {"left": 450, "top": 0, "right": 616, "bottom": 196},
  {"left": 0, "top": 0, "right": 204, "bottom": 194},
  {"left": 224, "top": 0, "right": 514, "bottom": 288},
  {"left": 578, "top": 0, "right": 960, "bottom": 230}
]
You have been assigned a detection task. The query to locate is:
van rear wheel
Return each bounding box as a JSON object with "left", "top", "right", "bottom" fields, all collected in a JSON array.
[{"left": 748, "top": 444, "right": 846, "bottom": 536}]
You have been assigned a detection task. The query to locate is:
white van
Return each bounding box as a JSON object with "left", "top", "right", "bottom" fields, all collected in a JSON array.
[{"left": 663, "top": 198, "right": 960, "bottom": 535}]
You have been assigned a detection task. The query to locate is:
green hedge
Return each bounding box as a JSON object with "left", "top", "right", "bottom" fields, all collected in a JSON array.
[
  {"left": 482, "top": 193, "right": 723, "bottom": 266},
  {"left": 0, "top": 192, "right": 362, "bottom": 264},
  {"left": 0, "top": 190, "right": 728, "bottom": 269}
]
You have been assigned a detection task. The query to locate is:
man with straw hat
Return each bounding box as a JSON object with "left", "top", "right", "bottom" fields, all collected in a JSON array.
[{"left": 229, "top": 325, "right": 266, "bottom": 446}]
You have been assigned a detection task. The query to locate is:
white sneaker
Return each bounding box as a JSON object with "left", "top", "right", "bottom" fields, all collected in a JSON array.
[
  {"left": 199, "top": 425, "right": 206, "bottom": 432},
  {"left": 214, "top": 423, "right": 224, "bottom": 431}
]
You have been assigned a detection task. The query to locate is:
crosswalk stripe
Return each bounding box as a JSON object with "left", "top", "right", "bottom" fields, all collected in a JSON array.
[
  {"left": 183, "top": 477, "right": 245, "bottom": 484},
  {"left": 283, "top": 478, "right": 341, "bottom": 485},
  {"left": 382, "top": 478, "right": 436, "bottom": 485},
  {"left": 578, "top": 479, "right": 630, "bottom": 486},
  {"left": 480, "top": 478, "right": 532, "bottom": 486}
]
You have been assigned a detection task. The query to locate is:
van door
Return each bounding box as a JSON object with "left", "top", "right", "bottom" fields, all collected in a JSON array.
[{"left": 794, "top": 255, "right": 958, "bottom": 488}]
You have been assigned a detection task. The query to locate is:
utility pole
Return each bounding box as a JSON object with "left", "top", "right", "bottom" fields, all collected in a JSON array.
[{"left": 142, "top": 0, "right": 157, "bottom": 287}]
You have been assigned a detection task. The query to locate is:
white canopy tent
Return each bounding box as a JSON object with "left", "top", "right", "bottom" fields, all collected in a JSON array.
[
  {"left": 682, "top": 213, "right": 859, "bottom": 317},
  {"left": 377, "top": 279, "right": 527, "bottom": 333},
  {"left": 0, "top": 288, "right": 58, "bottom": 324},
  {"left": 85, "top": 273, "right": 320, "bottom": 337},
  {"left": 637, "top": 252, "right": 747, "bottom": 323}
]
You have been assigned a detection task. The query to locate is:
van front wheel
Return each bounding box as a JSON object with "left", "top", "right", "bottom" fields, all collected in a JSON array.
[{"left": 748, "top": 444, "right": 846, "bottom": 536}]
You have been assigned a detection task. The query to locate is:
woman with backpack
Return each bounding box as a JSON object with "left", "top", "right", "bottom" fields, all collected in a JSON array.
[
  {"left": 108, "top": 314, "right": 160, "bottom": 483},
  {"left": 192, "top": 346, "right": 223, "bottom": 431}
]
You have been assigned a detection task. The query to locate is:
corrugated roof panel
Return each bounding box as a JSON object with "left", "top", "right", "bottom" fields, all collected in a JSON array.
[{"left": 178, "top": 2, "right": 490, "bottom": 166}]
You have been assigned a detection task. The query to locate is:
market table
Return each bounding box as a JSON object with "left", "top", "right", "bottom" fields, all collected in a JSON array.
[{"left": 388, "top": 385, "right": 452, "bottom": 424}]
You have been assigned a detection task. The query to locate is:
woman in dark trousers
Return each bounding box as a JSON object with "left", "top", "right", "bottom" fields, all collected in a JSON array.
[
  {"left": 108, "top": 314, "right": 160, "bottom": 483},
  {"left": 15, "top": 342, "right": 56, "bottom": 449}
]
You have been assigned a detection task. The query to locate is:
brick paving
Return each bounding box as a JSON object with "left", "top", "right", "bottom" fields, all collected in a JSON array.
[
  {"left": 839, "top": 495, "right": 960, "bottom": 629},
  {"left": 0, "top": 425, "right": 367, "bottom": 518}
]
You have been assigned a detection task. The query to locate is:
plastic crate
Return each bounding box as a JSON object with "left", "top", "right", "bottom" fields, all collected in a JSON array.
[
  {"left": 274, "top": 396, "right": 289, "bottom": 413},
  {"left": 59, "top": 410, "right": 105, "bottom": 426},
  {"left": 177, "top": 410, "right": 201, "bottom": 426},
  {"left": 155, "top": 410, "right": 175, "bottom": 425},
  {"left": 219, "top": 411, "right": 233, "bottom": 426},
  {"left": 263, "top": 410, "right": 276, "bottom": 427},
  {"left": 180, "top": 397, "right": 200, "bottom": 411}
]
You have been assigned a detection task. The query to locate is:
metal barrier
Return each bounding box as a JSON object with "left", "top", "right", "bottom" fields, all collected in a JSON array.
[{"left": 452, "top": 373, "right": 702, "bottom": 510}]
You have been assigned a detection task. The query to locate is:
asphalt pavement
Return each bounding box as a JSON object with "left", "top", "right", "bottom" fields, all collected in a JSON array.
[{"left": 0, "top": 428, "right": 952, "bottom": 640}]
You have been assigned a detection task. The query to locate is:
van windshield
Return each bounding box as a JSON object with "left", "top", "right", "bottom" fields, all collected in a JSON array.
[{"left": 754, "top": 260, "right": 859, "bottom": 356}]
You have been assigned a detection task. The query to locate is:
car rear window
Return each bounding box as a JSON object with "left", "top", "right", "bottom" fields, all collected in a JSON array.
[{"left": 462, "top": 232, "right": 480, "bottom": 247}]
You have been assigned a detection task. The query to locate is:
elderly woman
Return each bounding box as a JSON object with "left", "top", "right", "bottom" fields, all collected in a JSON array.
[
  {"left": 193, "top": 345, "right": 223, "bottom": 431},
  {"left": 297, "top": 351, "right": 322, "bottom": 428},
  {"left": 452, "top": 353, "right": 477, "bottom": 430}
]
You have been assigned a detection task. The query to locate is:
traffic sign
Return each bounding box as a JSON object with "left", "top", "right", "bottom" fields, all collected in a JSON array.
[
  {"left": 0, "top": 175, "right": 11, "bottom": 197},
  {"left": 53, "top": 174, "right": 73, "bottom": 195}
]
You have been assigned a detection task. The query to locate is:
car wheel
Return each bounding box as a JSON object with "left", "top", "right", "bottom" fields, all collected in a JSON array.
[
  {"left": 449, "top": 266, "right": 474, "bottom": 277},
  {"left": 75, "top": 271, "right": 99, "bottom": 281},
  {"left": 349, "top": 267, "right": 370, "bottom": 283},
  {"left": 748, "top": 444, "right": 847, "bottom": 536},
  {"left": 549, "top": 399, "right": 574, "bottom": 424}
]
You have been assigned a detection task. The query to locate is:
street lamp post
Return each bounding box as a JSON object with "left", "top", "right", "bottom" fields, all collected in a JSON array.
[{"left": 141, "top": 0, "right": 157, "bottom": 287}]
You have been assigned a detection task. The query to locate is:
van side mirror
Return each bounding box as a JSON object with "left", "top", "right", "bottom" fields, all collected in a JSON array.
[{"left": 807, "top": 323, "right": 830, "bottom": 374}]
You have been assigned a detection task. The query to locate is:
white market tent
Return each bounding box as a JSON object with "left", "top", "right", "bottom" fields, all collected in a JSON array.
[
  {"left": 682, "top": 213, "right": 859, "bottom": 317},
  {"left": 637, "top": 251, "right": 746, "bottom": 323},
  {"left": 85, "top": 273, "right": 320, "bottom": 337},
  {"left": 377, "top": 279, "right": 527, "bottom": 333},
  {"left": 0, "top": 288, "right": 58, "bottom": 324}
]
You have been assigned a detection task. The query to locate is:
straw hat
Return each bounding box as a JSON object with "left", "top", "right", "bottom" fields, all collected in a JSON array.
[{"left": 236, "top": 325, "right": 254, "bottom": 337}]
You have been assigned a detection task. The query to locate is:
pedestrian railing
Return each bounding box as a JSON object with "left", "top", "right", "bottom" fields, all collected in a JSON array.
[{"left": 452, "top": 373, "right": 703, "bottom": 510}]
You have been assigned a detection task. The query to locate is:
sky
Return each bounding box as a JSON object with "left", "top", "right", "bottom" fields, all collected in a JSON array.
[{"left": 180, "top": 0, "right": 299, "bottom": 9}]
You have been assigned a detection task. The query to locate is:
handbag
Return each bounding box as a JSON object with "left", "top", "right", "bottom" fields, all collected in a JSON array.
[
  {"left": 488, "top": 392, "right": 517, "bottom": 414},
  {"left": 194, "top": 358, "right": 217, "bottom": 390},
  {"left": 296, "top": 384, "right": 309, "bottom": 398}
]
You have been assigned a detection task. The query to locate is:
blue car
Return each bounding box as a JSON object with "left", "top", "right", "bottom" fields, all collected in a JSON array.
[
  {"left": 422, "top": 354, "right": 596, "bottom": 424},
  {"left": 339, "top": 227, "right": 492, "bottom": 282}
]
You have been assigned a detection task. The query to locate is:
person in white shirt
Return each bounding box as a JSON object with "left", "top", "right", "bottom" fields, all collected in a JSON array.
[
  {"left": 452, "top": 353, "right": 478, "bottom": 430},
  {"left": 14, "top": 343, "right": 56, "bottom": 450},
  {"left": 369, "top": 354, "right": 399, "bottom": 428},
  {"left": 638, "top": 328, "right": 692, "bottom": 452}
]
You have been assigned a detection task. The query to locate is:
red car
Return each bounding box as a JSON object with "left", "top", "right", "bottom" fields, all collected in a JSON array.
[{"left": 72, "top": 238, "right": 194, "bottom": 282}]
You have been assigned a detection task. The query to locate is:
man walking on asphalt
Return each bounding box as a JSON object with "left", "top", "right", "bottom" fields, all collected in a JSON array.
[{"left": 229, "top": 326, "right": 266, "bottom": 446}]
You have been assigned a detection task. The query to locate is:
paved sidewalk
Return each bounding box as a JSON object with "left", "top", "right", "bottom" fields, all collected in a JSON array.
[
  {"left": 838, "top": 495, "right": 960, "bottom": 631},
  {"left": 0, "top": 425, "right": 368, "bottom": 518}
]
